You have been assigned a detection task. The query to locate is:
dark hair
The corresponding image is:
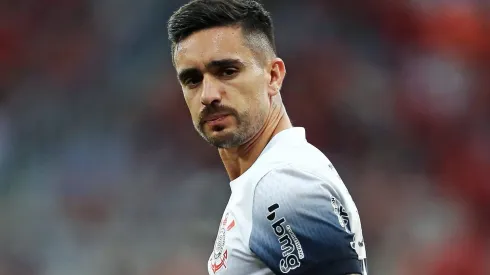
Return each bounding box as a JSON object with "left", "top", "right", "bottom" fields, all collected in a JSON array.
[{"left": 168, "top": 0, "right": 276, "bottom": 59}]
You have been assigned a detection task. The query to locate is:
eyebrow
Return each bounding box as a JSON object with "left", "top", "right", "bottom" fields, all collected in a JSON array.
[
  {"left": 177, "top": 59, "right": 246, "bottom": 83},
  {"left": 205, "top": 59, "right": 245, "bottom": 70}
]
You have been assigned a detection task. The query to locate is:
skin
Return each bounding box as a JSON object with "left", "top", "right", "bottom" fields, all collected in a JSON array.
[{"left": 173, "top": 25, "right": 291, "bottom": 180}]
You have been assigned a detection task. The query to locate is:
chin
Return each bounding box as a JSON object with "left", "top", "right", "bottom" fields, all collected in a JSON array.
[
  {"left": 205, "top": 129, "right": 245, "bottom": 148},
  {"left": 206, "top": 133, "right": 236, "bottom": 148}
]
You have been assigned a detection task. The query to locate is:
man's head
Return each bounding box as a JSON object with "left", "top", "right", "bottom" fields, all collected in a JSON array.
[{"left": 168, "top": 0, "right": 286, "bottom": 148}]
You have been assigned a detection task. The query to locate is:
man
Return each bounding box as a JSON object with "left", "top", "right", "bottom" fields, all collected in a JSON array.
[{"left": 167, "top": 0, "right": 368, "bottom": 274}]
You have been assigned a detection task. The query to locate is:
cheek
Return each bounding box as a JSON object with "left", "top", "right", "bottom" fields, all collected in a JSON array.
[
  {"left": 252, "top": 83, "right": 270, "bottom": 107},
  {"left": 257, "top": 88, "right": 272, "bottom": 115},
  {"left": 184, "top": 94, "right": 201, "bottom": 121},
  {"left": 242, "top": 88, "right": 268, "bottom": 117}
]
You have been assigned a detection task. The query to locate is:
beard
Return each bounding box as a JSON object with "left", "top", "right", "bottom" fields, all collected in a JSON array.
[
  {"left": 195, "top": 105, "right": 265, "bottom": 148},
  {"left": 201, "top": 122, "right": 248, "bottom": 148}
]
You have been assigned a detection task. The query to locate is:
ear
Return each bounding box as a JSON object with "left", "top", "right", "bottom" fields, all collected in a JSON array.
[{"left": 268, "top": 58, "right": 286, "bottom": 97}]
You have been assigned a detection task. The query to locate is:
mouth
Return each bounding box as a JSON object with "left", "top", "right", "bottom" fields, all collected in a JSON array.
[{"left": 203, "top": 113, "right": 229, "bottom": 123}]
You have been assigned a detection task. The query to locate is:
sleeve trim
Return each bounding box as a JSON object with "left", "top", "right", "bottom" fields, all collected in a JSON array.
[{"left": 316, "top": 258, "right": 363, "bottom": 275}]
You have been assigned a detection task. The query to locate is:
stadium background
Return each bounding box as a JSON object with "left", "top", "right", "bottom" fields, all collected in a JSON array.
[{"left": 0, "top": 0, "right": 489, "bottom": 274}]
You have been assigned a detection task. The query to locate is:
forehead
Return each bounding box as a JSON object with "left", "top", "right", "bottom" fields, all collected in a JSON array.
[{"left": 173, "top": 26, "right": 255, "bottom": 70}]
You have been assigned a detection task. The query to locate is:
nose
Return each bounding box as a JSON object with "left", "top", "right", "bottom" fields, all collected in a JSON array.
[{"left": 200, "top": 75, "right": 222, "bottom": 106}]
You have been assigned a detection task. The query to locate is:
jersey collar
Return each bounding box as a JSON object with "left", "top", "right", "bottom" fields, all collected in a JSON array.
[
  {"left": 261, "top": 127, "right": 306, "bottom": 156},
  {"left": 229, "top": 127, "right": 306, "bottom": 188}
]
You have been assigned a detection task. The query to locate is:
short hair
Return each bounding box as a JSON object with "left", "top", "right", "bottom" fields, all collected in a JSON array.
[{"left": 168, "top": 0, "right": 276, "bottom": 62}]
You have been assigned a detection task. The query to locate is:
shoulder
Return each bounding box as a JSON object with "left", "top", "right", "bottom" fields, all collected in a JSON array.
[
  {"left": 256, "top": 139, "right": 341, "bottom": 185},
  {"left": 249, "top": 164, "right": 365, "bottom": 275},
  {"left": 253, "top": 163, "right": 343, "bottom": 209}
]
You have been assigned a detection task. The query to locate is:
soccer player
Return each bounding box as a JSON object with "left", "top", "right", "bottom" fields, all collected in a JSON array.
[{"left": 167, "top": 0, "right": 368, "bottom": 274}]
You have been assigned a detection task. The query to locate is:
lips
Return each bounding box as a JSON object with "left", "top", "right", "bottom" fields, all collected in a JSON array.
[{"left": 203, "top": 113, "right": 229, "bottom": 122}]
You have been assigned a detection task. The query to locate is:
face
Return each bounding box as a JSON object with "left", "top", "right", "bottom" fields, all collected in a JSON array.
[{"left": 173, "top": 26, "right": 283, "bottom": 148}]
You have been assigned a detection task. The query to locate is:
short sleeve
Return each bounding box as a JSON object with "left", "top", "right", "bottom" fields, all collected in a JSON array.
[{"left": 249, "top": 165, "right": 365, "bottom": 275}]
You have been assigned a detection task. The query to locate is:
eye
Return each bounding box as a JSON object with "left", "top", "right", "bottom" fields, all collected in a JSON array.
[
  {"left": 184, "top": 77, "right": 202, "bottom": 88},
  {"left": 221, "top": 68, "right": 238, "bottom": 78}
]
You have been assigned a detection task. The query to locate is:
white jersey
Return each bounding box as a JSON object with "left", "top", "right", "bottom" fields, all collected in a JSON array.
[{"left": 208, "top": 127, "right": 368, "bottom": 275}]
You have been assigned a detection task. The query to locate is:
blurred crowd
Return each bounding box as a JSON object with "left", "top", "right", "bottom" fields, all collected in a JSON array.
[{"left": 0, "top": 0, "right": 489, "bottom": 274}]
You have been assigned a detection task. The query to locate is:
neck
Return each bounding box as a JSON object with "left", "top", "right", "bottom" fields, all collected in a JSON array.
[{"left": 218, "top": 103, "right": 292, "bottom": 181}]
